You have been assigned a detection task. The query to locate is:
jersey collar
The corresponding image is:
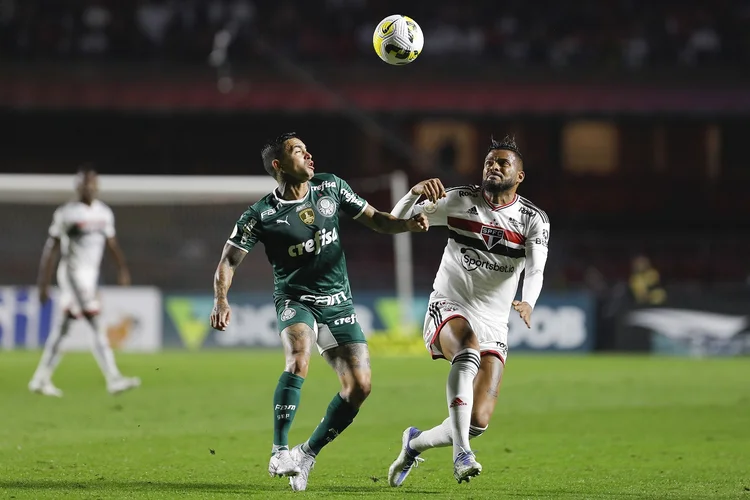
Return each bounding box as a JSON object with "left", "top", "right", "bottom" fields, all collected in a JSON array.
[
  {"left": 482, "top": 192, "right": 518, "bottom": 211},
  {"left": 272, "top": 184, "right": 311, "bottom": 205}
]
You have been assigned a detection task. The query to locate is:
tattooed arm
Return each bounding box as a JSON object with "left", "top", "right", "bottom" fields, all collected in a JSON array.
[{"left": 210, "top": 243, "right": 247, "bottom": 330}]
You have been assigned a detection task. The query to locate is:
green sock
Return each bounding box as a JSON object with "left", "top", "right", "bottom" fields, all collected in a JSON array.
[
  {"left": 272, "top": 372, "right": 304, "bottom": 452},
  {"left": 305, "top": 394, "right": 359, "bottom": 455}
]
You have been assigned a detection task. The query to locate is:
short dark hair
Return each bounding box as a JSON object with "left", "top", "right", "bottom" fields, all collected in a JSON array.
[
  {"left": 76, "top": 163, "right": 97, "bottom": 176},
  {"left": 261, "top": 132, "right": 299, "bottom": 178},
  {"left": 488, "top": 134, "right": 523, "bottom": 162}
]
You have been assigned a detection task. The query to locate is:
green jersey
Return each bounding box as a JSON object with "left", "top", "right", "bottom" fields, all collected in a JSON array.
[{"left": 227, "top": 173, "right": 368, "bottom": 305}]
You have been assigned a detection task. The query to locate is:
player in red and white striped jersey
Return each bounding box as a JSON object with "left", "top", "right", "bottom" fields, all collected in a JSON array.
[
  {"left": 29, "top": 166, "right": 140, "bottom": 397},
  {"left": 387, "top": 136, "right": 550, "bottom": 485}
]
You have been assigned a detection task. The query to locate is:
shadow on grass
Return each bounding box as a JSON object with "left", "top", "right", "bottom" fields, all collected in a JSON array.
[
  {"left": 0, "top": 479, "right": 442, "bottom": 496},
  {"left": 0, "top": 480, "right": 712, "bottom": 498}
]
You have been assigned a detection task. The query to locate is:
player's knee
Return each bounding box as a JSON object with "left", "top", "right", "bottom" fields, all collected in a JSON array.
[
  {"left": 342, "top": 376, "right": 371, "bottom": 406},
  {"left": 284, "top": 356, "right": 310, "bottom": 377}
]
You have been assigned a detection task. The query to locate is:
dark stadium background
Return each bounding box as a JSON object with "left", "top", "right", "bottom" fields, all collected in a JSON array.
[{"left": 1, "top": 0, "right": 749, "bottom": 352}]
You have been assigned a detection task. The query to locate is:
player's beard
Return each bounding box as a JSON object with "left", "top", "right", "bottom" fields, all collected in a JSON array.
[{"left": 482, "top": 176, "right": 515, "bottom": 194}]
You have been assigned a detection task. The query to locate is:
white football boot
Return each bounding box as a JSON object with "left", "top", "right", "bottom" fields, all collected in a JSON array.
[
  {"left": 28, "top": 379, "right": 63, "bottom": 398},
  {"left": 288, "top": 444, "right": 316, "bottom": 491},
  {"left": 107, "top": 376, "right": 141, "bottom": 395},
  {"left": 388, "top": 427, "right": 425, "bottom": 487},
  {"left": 453, "top": 450, "right": 482, "bottom": 483},
  {"left": 268, "top": 449, "right": 301, "bottom": 478}
]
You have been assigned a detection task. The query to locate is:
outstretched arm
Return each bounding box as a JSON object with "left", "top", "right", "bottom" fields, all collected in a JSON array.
[
  {"left": 391, "top": 178, "right": 447, "bottom": 218},
  {"left": 37, "top": 236, "right": 61, "bottom": 303},
  {"left": 106, "top": 237, "right": 131, "bottom": 286},
  {"left": 210, "top": 243, "right": 247, "bottom": 330},
  {"left": 355, "top": 205, "right": 429, "bottom": 234}
]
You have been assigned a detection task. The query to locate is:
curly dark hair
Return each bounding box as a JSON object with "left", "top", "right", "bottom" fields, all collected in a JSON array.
[
  {"left": 260, "top": 132, "right": 299, "bottom": 178},
  {"left": 488, "top": 134, "right": 523, "bottom": 162}
]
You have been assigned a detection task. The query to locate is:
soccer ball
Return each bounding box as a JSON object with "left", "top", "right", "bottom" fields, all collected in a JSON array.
[{"left": 372, "top": 15, "right": 424, "bottom": 65}]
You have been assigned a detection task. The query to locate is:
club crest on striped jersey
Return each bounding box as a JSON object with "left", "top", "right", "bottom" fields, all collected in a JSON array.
[{"left": 480, "top": 225, "right": 505, "bottom": 250}]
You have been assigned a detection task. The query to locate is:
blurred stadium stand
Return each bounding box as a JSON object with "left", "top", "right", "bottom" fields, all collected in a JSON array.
[
  {"left": 1, "top": 0, "right": 749, "bottom": 313},
  {"left": 2, "top": 0, "right": 750, "bottom": 69}
]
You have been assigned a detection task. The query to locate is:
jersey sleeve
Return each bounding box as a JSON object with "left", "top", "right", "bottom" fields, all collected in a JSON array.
[
  {"left": 525, "top": 211, "right": 550, "bottom": 252},
  {"left": 103, "top": 206, "right": 116, "bottom": 238},
  {"left": 410, "top": 194, "right": 451, "bottom": 226},
  {"left": 335, "top": 175, "right": 369, "bottom": 219},
  {"left": 522, "top": 212, "right": 550, "bottom": 308},
  {"left": 48, "top": 207, "right": 65, "bottom": 238},
  {"left": 226, "top": 208, "right": 262, "bottom": 253}
]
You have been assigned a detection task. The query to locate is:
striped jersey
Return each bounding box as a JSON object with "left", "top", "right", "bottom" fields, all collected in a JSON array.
[
  {"left": 411, "top": 185, "right": 550, "bottom": 327},
  {"left": 48, "top": 199, "right": 116, "bottom": 274}
]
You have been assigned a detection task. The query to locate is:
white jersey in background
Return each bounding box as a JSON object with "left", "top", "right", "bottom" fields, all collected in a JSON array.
[
  {"left": 392, "top": 185, "right": 550, "bottom": 362},
  {"left": 48, "top": 200, "right": 115, "bottom": 315}
]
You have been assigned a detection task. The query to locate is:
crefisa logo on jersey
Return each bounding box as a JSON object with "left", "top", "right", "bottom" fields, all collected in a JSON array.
[
  {"left": 480, "top": 226, "right": 505, "bottom": 250},
  {"left": 317, "top": 196, "right": 337, "bottom": 217},
  {"left": 340, "top": 188, "right": 365, "bottom": 208},
  {"left": 240, "top": 218, "right": 257, "bottom": 245},
  {"left": 288, "top": 227, "right": 339, "bottom": 257},
  {"left": 311, "top": 180, "right": 336, "bottom": 192}
]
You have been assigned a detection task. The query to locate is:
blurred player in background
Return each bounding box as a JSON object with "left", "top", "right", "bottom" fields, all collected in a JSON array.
[
  {"left": 209, "top": 132, "right": 428, "bottom": 491},
  {"left": 388, "top": 136, "right": 550, "bottom": 484},
  {"left": 29, "top": 166, "right": 140, "bottom": 397}
]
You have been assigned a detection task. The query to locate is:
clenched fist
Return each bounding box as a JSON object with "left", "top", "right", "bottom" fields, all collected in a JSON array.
[{"left": 411, "top": 178, "right": 446, "bottom": 203}]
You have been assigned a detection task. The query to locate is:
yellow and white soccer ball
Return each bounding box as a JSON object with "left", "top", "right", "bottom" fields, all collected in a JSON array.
[{"left": 372, "top": 15, "right": 424, "bottom": 65}]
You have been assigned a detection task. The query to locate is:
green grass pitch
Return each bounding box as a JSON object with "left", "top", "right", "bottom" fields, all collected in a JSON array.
[{"left": 1, "top": 351, "right": 748, "bottom": 499}]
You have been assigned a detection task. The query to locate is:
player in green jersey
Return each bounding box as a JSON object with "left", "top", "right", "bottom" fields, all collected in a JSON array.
[{"left": 209, "top": 132, "right": 428, "bottom": 491}]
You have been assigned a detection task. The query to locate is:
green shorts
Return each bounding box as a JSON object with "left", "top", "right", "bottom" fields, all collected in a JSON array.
[{"left": 274, "top": 296, "right": 366, "bottom": 353}]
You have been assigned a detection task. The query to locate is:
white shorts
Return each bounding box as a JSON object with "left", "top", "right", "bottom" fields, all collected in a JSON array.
[
  {"left": 422, "top": 291, "right": 508, "bottom": 363},
  {"left": 56, "top": 267, "right": 100, "bottom": 317}
]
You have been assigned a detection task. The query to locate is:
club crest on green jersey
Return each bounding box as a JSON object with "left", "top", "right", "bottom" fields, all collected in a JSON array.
[
  {"left": 299, "top": 207, "right": 316, "bottom": 225},
  {"left": 317, "top": 196, "right": 336, "bottom": 217}
]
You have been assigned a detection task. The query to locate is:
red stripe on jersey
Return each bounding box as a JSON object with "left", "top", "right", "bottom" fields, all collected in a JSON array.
[{"left": 447, "top": 217, "right": 526, "bottom": 245}]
